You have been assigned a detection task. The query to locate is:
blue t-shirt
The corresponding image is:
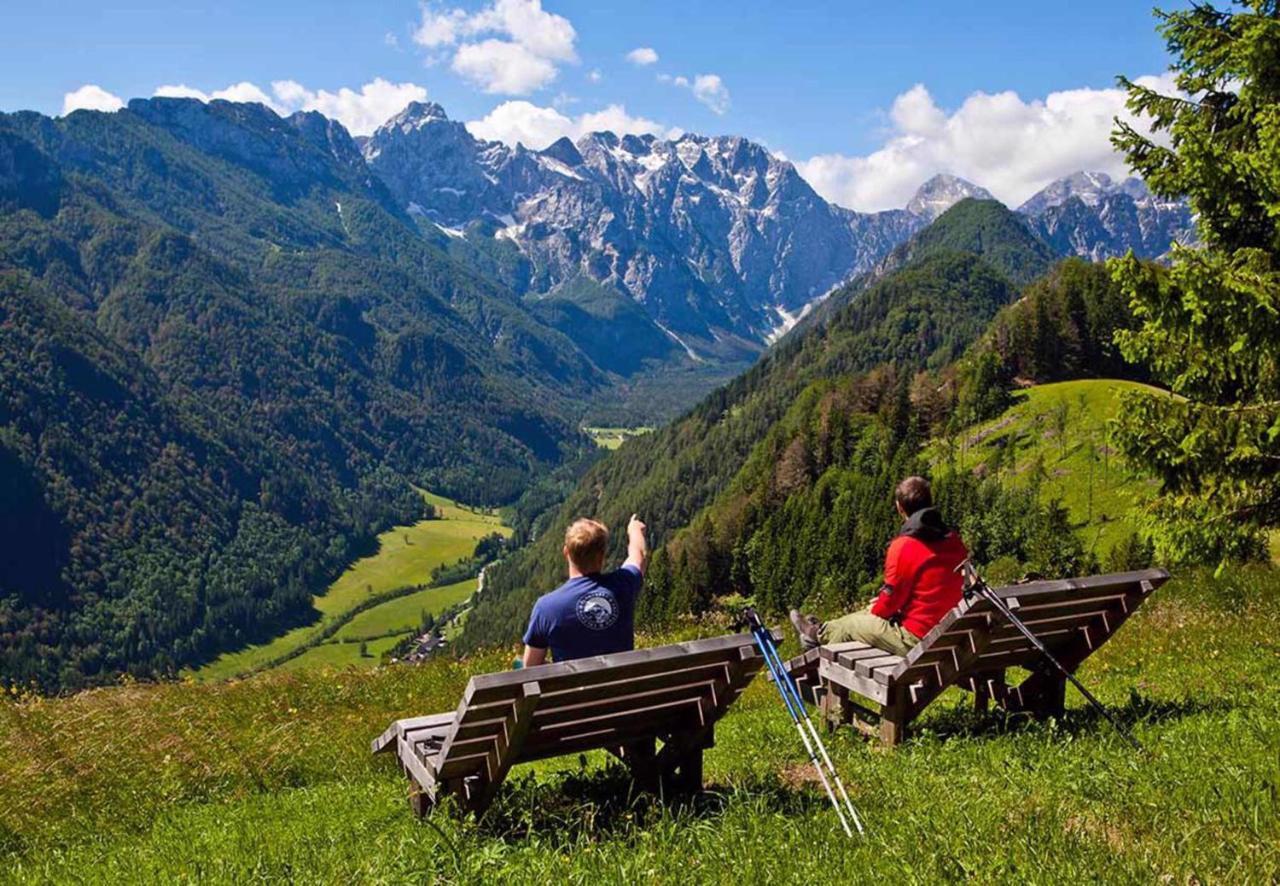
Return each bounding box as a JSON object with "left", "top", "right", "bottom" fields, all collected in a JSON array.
[{"left": 522, "top": 564, "right": 643, "bottom": 662}]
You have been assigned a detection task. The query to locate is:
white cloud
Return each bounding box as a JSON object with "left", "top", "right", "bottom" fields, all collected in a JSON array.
[
  {"left": 150, "top": 78, "right": 428, "bottom": 136},
  {"left": 61, "top": 84, "right": 124, "bottom": 115},
  {"left": 452, "top": 39, "right": 559, "bottom": 94},
  {"left": 795, "top": 75, "right": 1178, "bottom": 212},
  {"left": 414, "top": 0, "right": 577, "bottom": 95},
  {"left": 466, "top": 99, "right": 672, "bottom": 148},
  {"left": 691, "top": 74, "right": 730, "bottom": 115},
  {"left": 659, "top": 71, "right": 730, "bottom": 115},
  {"left": 586, "top": 69, "right": 602, "bottom": 83},
  {"left": 153, "top": 83, "right": 210, "bottom": 100},
  {"left": 270, "top": 78, "right": 429, "bottom": 135},
  {"left": 210, "top": 81, "right": 279, "bottom": 107},
  {"left": 626, "top": 47, "right": 658, "bottom": 66}
]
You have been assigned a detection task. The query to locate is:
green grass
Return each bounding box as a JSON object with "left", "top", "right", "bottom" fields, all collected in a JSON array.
[
  {"left": 273, "top": 578, "right": 479, "bottom": 675},
  {"left": 333, "top": 578, "right": 477, "bottom": 642},
  {"left": 273, "top": 633, "right": 409, "bottom": 673},
  {"left": 934, "top": 379, "right": 1163, "bottom": 557},
  {"left": 191, "top": 492, "right": 508, "bottom": 681},
  {"left": 4, "top": 568, "right": 1279, "bottom": 882},
  {"left": 583, "top": 426, "right": 654, "bottom": 450}
]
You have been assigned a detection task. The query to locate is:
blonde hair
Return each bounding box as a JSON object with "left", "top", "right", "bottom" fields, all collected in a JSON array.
[{"left": 564, "top": 518, "right": 609, "bottom": 572}]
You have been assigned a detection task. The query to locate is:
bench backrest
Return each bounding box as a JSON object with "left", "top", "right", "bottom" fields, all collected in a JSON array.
[
  {"left": 894, "top": 568, "right": 1170, "bottom": 686},
  {"left": 432, "top": 632, "right": 769, "bottom": 783}
]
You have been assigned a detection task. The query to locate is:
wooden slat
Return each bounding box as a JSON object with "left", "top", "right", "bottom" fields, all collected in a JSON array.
[
  {"left": 891, "top": 568, "right": 1169, "bottom": 678},
  {"left": 479, "top": 682, "right": 542, "bottom": 805},
  {"left": 832, "top": 647, "right": 893, "bottom": 669},
  {"left": 397, "top": 738, "right": 439, "bottom": 794},
  {"left": 819, "top": 658, "right": 890, "bottom": 705},
  {"left": 463, "top": 632, "right": 767, "bottom": 705},
  {"left": 852, "top": 654, "right": 903, "bottom": 684},
  {"left": 372, "top": 712, "right": 455, "bottom": 754},
  {"left": 537, "top": 661, "right": 738, "bottom": 711},
  {"left": 533, "top": 677, "right": 727, "bottom": 728},
  {"left": 936, "top": 595, "right": 1127, "bottom": 641},
  {"left": 819, "top": 641, "right": 877, "bottom": 661},
  {"left": 901, "top": 613, "right": 997, "bottom": 720},
  {"left": 524, "top": 706, "right": 702, "bottom": 757}
]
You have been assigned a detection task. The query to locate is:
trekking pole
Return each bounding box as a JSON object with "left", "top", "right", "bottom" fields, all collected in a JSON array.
[
  {"left": 957, "top": 560, "right": 1145, "bottom": 753},
  {"left": 738, "top": 608, "right": 865, "bottom": 836}
]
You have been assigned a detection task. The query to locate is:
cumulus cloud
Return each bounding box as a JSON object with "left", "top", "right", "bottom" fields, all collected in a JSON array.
[
  {"left": 626, "top": 47, "right": 658, "bottom": 66},
  {"left": 149, "top": 78, "right": 428, "bottom": 136},
  {"left": 452, "top": 39, "right": 559, "bottom": 94},
  {"left": 61, "top": 84, "right": 125, "bottom": 114},
  {"left": 466, "top": 99, "right": 673, "bottom": 148},
  {"left": 659, "top": 71, "right": 730, "bottom": 115},
  {"left": 153, "top": 81, "right": 277, "bottom": 107},
  {"left": 586, "top": 69, "right": 602, "bottom": 83},
  {"left": 271, "top": 78, "right": 429, "bottom": 135},
  {"left": 153, "top": 83, "right": 211, "bottom": 100},
  {"left": 414, "top": 0, "right": 577, "bottom": 95},
  {"left": 209, "top": 81, "right": 278, "bottom": 106},
  {"left": 796, "top": 75, "right": 1178, "bottom": 212},
  {"left": 691, "top": 74, "right": 730, "bottom": 115}
]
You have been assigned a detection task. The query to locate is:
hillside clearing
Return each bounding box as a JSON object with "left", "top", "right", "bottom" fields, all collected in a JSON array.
[
  {"left": 933, "top": 380, "right": 1163, "bottom": 557},
  {"left": 191, "top": 492, "right": 508, "bottom": 681},
  {"left": 4, "top": 569, "right": 1278, "bottom": 882},
  {"left": 583, "top": 426, "right": 655, "bottom": 450}
]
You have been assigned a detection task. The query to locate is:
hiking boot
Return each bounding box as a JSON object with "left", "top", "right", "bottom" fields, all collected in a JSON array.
[{"left": 789, "top": 609, "right": 822, "bottom": 650}]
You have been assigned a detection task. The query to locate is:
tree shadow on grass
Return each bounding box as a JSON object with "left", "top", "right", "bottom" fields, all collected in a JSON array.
[
  {"left": 915, "top": 690, "right": 1233, "bottom": 745},
  {"left": 466, "top": 759, "right": 827, "bottom": 842}
]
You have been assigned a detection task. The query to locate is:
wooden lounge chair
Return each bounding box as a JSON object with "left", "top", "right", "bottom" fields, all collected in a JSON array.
[
  {"left": 784, "top": 568, "right": 1170, "bottom": 746},
  {"left": 373, "top": 631, "right": 774, "bottom": 815}
]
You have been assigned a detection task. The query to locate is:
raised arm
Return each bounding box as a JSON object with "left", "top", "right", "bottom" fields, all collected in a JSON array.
[{"left": 624, "top": 513, "right": 648, "bottom": 575}]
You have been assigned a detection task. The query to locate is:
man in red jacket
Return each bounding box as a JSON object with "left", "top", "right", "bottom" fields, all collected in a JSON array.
[{"left": 790, "top": 476, "right": 968, "bottom": 656}]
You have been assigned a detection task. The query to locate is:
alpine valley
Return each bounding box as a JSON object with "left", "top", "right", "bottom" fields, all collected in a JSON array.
[{"left": 0, "top": 95, "right": 1192, "bottom": 688}]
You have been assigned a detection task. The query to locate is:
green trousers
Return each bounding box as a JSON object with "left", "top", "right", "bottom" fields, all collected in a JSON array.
[{"left": 819, "top": 605, "right": 920, "bottom": 657}]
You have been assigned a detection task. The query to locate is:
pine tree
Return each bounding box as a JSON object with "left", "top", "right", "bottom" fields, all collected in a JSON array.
[{"left": 1109, "top": 2, "right": 1280, "bottom": 563}]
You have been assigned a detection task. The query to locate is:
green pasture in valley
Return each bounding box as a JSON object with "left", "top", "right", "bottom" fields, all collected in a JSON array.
[{"left": 191, "top": 492, "right": 508, "bottom": 681}]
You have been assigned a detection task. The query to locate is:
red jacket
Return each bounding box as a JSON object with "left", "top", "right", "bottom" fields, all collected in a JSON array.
[{"left": 870, "top": 507, "right": 968, "bottom": 639}]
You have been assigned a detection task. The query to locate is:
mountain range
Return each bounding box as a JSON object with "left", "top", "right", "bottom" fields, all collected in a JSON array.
[
  {"left": 0, "top": 94, "right": 1195, "bottom": 687},
  {"left": 363, "top": 102, "right": 1193, "bottom": 363}
]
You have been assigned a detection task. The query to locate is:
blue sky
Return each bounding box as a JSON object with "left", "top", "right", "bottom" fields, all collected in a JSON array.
[{"left": 0, "top": 1, "right": 1188, "bottom": 210}]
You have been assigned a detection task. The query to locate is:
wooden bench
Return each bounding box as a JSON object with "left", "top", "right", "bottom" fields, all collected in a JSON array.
[
  {"left": 784, "top": 568, "right": 1170, "bottom": 746},
  {"left": 373, "top": 631, "right": 774, "bottom": 815}
]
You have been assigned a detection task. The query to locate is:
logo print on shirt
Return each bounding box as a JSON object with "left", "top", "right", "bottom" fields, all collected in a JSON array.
[{"left": 576, "top": 591, "right": 618, "bottom": 631}]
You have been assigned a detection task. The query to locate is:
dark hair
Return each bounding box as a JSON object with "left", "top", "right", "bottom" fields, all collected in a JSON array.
[{"left": 894, "top": 475, "right": 932, "bottom": 515}]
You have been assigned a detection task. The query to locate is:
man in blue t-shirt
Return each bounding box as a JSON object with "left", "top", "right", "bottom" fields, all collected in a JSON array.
[{"left": 521, "top": 514, "right": 648, "bottom": 665}]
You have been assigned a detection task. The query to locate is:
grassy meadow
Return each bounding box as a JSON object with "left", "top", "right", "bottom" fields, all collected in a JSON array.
[
  {"left": 3, "top": 568, "right": 1278, "bottom": 883},
  {"left": 191, "top": 491, "right": 508, "bottom": 681},
  {"left": 933, "top": 380, "right": 1163, "bottom": 557}
]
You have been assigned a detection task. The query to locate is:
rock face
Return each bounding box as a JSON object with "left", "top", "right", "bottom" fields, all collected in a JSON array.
[
  {"left": 1019, "top": 171, "right": 1195, "bottom": 261},
  {"left": 364, "top": 102, "right": 924, "bottom": 355}
]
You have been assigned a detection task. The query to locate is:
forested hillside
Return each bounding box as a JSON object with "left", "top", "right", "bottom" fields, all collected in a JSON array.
[
  {"left": 459, "top": 199, "right": 1059, "bottom": 649},
  {"left": 0, "top": 99, "right": 612, "bottom": 688}
]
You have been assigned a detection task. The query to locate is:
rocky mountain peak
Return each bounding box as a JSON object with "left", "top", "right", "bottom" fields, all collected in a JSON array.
[
  {"left": 906, "top": 173, "right": 995, "bottom": 220},
  {"left": 386, "top": 101, "right": 450, "bottom": 129},
  {"left": 1018, "top": 171, "right": 1119, "bottom": 215}
]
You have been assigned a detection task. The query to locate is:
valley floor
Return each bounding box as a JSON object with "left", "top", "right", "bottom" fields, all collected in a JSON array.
[
  {"left": 191, "top": 491, "right": 508, "bottom": 681},
  {"left": 3, "top": 568, "right": 1278, "bottom": 882}
]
